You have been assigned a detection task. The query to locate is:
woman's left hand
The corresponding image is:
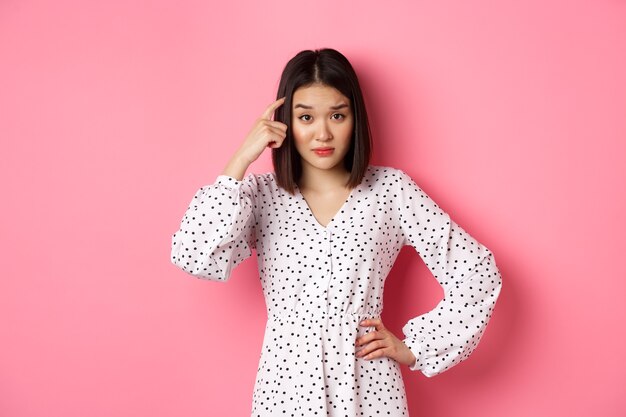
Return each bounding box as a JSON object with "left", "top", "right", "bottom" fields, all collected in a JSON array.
[{"left": 356, "top": 318, "right": 416, "bottom": 367}]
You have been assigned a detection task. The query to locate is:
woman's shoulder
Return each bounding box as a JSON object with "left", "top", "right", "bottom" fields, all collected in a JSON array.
[
  {"left": 250, "top": 171, "right": 278, "bottom": 188},
  {"left": 238, "top": 171, "right": 282, "bottom": 195},
  {"left": 243, "top": 165, "right": 411, "bottom": 191},
  {"left": 367, "top": 164, "right": 411, "bottom": 184},
  {"left": 213, "top": 171, "right": 276, "bottom": 197},
  {"left": 368, "top": 164, "right": 405, "bottom": 175}
]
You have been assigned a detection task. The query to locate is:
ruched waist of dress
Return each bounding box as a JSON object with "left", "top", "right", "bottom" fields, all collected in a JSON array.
[{"left": 268, "top": 309, "right": 382, "bottom": 322}]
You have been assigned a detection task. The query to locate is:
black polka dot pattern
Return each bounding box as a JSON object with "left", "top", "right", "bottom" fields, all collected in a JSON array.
[{"left": 171, "top": 165, "right": 503, "bottom": 416}]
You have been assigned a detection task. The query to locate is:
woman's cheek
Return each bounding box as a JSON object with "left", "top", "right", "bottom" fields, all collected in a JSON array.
[{"left": 292, "top": 125, "right": 310, "bottom": 143}]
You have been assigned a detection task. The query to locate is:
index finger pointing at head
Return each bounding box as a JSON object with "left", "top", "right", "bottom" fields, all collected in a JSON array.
[{"left": 262, "top": 97, "right": 286, "bottom": 120}]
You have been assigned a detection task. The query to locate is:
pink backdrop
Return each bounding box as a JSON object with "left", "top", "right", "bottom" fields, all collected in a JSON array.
[{"left": 2, "top": 1, "right": 625, "bottom": 416}]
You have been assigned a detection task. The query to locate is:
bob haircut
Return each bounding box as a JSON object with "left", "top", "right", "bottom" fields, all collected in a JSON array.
[{"left": 271, "top": 48, "right": 373, "bottom": 194}]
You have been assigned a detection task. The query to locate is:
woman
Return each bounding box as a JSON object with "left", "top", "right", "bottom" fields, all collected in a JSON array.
[{"left": 171, "top": 48, "right": 503, "bottom": 416}]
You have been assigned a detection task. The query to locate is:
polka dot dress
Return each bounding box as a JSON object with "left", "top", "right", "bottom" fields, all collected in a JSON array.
[{"left": 171, "top": 165, "right": 503, "bottom": 416}]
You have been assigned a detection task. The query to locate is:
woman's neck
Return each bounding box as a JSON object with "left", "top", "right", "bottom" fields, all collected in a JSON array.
[{"left": 298, "top": 164, "right": 351, "bottom": 193}]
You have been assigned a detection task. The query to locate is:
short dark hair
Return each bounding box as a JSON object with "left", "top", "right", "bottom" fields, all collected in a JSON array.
[{"left": 271, "top": 48, "right": 372, "bottom": 194}]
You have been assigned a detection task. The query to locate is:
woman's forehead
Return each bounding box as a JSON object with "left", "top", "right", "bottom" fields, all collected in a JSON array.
[{"left": 292, "top": 84, "right": 349, "bottom": 107}]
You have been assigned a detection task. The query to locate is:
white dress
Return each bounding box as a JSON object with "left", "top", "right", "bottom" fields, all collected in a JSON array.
[{"left": 171, "top": 164, "right": 503, "bottom": 416}]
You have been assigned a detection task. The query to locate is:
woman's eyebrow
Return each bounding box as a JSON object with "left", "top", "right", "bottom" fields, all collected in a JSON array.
[{"left": 293, "top": 103, "right": 350, "bottom": 110}]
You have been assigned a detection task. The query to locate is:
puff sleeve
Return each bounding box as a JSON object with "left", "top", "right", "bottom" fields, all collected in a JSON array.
[
  {"left": 394, "top": 169, "right": 503, "bottom": 377},
  {"left": 170, "top": 173, "right": 258, "bottom": 281}
]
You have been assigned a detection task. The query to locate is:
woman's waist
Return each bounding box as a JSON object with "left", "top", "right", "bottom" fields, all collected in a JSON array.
[{"left": 268, "top": 308, "right": 382, "bottom": 321}]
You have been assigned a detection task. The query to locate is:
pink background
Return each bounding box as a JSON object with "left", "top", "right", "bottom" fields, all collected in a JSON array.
[{"left": 2, "top": 1, "right": 625, "bottom": 416}]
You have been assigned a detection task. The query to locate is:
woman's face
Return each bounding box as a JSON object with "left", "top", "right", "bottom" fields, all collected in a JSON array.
[{"left": 291, "top": 83, "right": 354, "bottom": 175}]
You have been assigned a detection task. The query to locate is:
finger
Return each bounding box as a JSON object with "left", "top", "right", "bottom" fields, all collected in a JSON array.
[
  {"left": 266, "top": 120, "right": 288, "bottom": 132},
  {"left": 255, "top": 122, "right": 286, "bottom": 139},
  {"left": 355, "top": 331, "right": 384, "bottom": 346},
  {"left": 360, "top": 318, "right": 381, "bottom": 326},
  {"left": 263, "top": 126, "right": 287, "bottom": 141},
  {"left": 267, "top": 137, "right": 285, "bottom": 148},
  {"left": 356, "top": 340, "right": 387, "bottom": 358},
  {"left": 363, "top": 347, "right": 389, "bottom": 360},
  {"left": 360, "top": 318, "right": 385, "bottom": 331},
  {"left": 259, "top": 119, "right": 287, "bottom": 134},
  {"left": 261, "top": 97, "right": 286, "bottom": 120},
  {"left": 356, "top": 339, "right": 382, "bottom": 356}
]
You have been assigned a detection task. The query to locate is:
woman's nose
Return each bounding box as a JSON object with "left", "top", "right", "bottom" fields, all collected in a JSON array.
[{"left": 317, "top": 121, "right": 333, "bottom": 140}]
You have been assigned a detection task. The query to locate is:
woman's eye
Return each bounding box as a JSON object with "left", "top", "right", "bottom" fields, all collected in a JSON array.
[{"left": 298, "top": 114, "right": 344, "bottom": 122}]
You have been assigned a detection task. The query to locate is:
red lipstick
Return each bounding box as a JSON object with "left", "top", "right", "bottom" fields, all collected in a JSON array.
[{"left": 313, "top": 147, "right": 334, "bottom": 156}]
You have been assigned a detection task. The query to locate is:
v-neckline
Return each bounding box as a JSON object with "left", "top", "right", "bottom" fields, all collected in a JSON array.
[{"left": 295, "top": 178, "right": 360, "bottom": 232}]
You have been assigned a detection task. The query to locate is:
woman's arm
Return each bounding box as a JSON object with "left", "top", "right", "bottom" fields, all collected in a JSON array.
[
  {"left": 170, "top": 97, "right": 288, "bottom": 281},
  {"left": 394, "top": 169, "right": 503, "bottom": 377},
  {"left": 170, "top": 168, "right": 259, "bottom": 281}
]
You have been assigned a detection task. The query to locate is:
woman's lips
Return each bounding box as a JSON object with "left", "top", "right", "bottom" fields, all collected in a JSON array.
[{"left": 313, "top": 148, "right": 334, "bottom": 156}]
